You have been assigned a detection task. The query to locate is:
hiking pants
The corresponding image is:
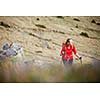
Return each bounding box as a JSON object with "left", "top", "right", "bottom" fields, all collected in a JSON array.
[{"left": 62, "top": 59, "right": 73, "bottom": 67}]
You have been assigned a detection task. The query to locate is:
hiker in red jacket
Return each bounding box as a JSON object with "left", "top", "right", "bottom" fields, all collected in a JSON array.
[{"left": 60, "top": 38, "right": 82, "bottom": 66}]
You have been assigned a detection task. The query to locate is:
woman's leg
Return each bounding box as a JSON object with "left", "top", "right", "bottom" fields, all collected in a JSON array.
[
  {"left": 69, "top": 59, "right": 73, "bottom": 65},
  {"left": 62, "top": 59, "right": 70, "bottom": 67},
  {"left": 63, "top": 59, "right": 73, "bottom": 66},
  {"left": 62, "top": 59, "right": 73, "bottom": 73},
  {"left": 62, "top": 59, "right": 67, "bottom": 66}
]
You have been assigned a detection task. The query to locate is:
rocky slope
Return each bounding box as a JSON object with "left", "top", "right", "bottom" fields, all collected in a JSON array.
[
  {"left": 0, "top": 16, "right": 100, "bottom": 65},
  {"left": 0, "top": 16, "right": 100, "bottom": 82}
]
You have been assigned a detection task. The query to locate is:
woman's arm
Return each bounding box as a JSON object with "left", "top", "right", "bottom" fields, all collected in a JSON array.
[
  {"left": 73, "top": 45, "right": 82, "bottom": 59},
  {"left": 60, "top": 46, "right": 65, "bottom": 56},
  {"left": 75, "top": 53, "right": 82, "bottom": 59}
]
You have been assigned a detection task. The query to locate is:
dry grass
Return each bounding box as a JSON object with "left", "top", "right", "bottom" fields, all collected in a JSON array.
[
  {"left": 0, "top": 59, "right": 100, "bottom": 83},
  {"left": 0, "top": 16, "right": 100, "bottom": 82}
]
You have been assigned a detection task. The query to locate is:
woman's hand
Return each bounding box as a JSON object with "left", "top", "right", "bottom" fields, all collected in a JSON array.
[
  {"left": 79, "top": 56, "right": 82, "bottom": 60},
  {"left": 75, "top": 53, "right": 82, "bottom": 60}
]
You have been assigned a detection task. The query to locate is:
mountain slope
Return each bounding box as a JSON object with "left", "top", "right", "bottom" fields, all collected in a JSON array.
[{"left": 0, "top": 16, "right": 100, "bottom": 65}]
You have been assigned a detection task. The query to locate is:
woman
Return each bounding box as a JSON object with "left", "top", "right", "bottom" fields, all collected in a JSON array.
[{"left": 60, "top": 38, "right": 81, "bottom": 67}]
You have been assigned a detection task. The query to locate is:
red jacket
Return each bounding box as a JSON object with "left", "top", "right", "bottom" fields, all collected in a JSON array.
[{"left": 60, "top": 44, "right": 77, "bottom": 60}]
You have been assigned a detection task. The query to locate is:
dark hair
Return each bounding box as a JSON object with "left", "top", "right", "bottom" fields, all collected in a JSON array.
[
  {"left": 66, "top": 38, "right": 71, "bottom": 43},
  {"left": 65, "top": 38, "right": 72, "bottom": 46}
]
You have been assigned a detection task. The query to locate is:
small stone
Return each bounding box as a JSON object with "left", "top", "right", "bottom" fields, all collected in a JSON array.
[
  {"left": 91, "top": 19, "right": 96, "bottom": 24},
  {"left": 36, "top": 18, "right": 40, "bottom": 21},
  {"left": 76, "top": 24, "right": 78, "bottom": 28}
]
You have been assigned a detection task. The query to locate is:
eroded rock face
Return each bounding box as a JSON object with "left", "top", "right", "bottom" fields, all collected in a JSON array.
[{"left": 0, "top": 43, "right": 24, "bottom": 61}]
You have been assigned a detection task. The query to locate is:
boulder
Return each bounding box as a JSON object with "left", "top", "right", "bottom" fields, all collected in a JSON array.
[
  {"left": 0, "top": 42, "right": 24, "bottom": 61},
  {"left": 3, "top": 43, "right": 10, "bottom": 50}
]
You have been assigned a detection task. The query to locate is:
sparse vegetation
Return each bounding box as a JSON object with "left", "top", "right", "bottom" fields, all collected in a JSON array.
[
  {"left": 29, "top": 33, "right": 52, "bottom": 41},
  {"left": 36, "top": 18, "right": 40, "bottom": 21},
  {"left": 80, "top": 32, "right": 89, "bottom": 38},
  {"left": 73, "top": 18, "right": 80, "bottom": 22},
  {"left": 96, "top": 23, "right": 100, "bottom": 25},
  {"left": 75, "top": 24, "right": 78, "bottom": 28},
  {"left": 35, "top": 51, "right": 42, "bottom": 53},
  {"left": 35, "top": 24, "right": 46, "bottom": 28},
  {"left": 0, "top": 59, "right": 100, "bottom": 82},
  {"left": 91, "top": 19, "right": 96, "bottom": 24},
  {"left": 0, "top": 21, "right": 10, "bottom": 28},
  {"left": 56, "top": 16, "right": 64, "bottom": 19}
]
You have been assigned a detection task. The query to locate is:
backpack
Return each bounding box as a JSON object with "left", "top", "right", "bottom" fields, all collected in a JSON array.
[
  {"left": 62, "top": 40, "right": 66, "bottom": 47},
  {"left": 62, "top": 39, "right": 74, "bottom": 50}
]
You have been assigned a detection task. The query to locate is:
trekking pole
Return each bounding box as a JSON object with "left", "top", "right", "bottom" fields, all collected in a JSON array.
[
  {"left": 80, "top": 57, "right": 82, "bottom": 66},
  {"left": 75, "top": 57, "right": 82, "bottom": 66},
  {"left": 60, "top": 57, "right": 63, "bottom": 66}
]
